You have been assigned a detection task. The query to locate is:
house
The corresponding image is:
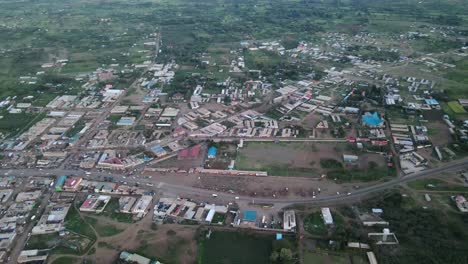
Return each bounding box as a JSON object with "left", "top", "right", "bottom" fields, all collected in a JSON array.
[
  {"left": 283, "top": 210, "right": 296, "bottom": 232},
  {"left": 132, "top": 195, "right": 153, "bottom": 217},
  {"left": 119, "top": 251, "right": 161, "bottom": 264},
  {"left": 79, "top": 195, "right": 111, "bottom": 213},
  {"left": 455, "top": 195, "right": 468, "bottom": 213},
  {"left": 343, "top": 154, "right": 359, "bottom": 162},
  {"left": 207, "top": 146, "right": 217, "bottom": 159},
  {"left": 63, "top": 177, "right": 82, "bottom": 192},
  {"left": 321, "top": 208, "right": 334, "bottom": 225}
]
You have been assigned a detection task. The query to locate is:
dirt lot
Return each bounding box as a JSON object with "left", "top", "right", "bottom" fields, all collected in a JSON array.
[
  {"left": 49, "top": 201, "right": 198, "bottom": 264},
  {"left": 426, "top": 120, "right": 453, "bottom": 146}
]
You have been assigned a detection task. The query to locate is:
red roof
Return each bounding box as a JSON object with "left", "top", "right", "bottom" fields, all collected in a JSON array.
[
  {"left": 178, "top": 145, "right": 201, "bottom": 160},
  {"left": 64, "top": 177, "right": 82, "bottom": 188}
]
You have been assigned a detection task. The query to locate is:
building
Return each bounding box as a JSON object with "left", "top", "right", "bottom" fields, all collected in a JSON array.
[
  {"left": 321, "top": 208, "right": 334, "bottom": 225},
  {"left": 63, "top": 177, "right": 82, "bottom": 192},
  {"left": 368, "top": 228, "right": 399, "bottom": 245},
  {"left": 455, "top": 195, "right": 468, "bottom": 213},
  {"left": 207, "top": 146, "right": 217, "bottom": 159},
  {"left": 32, "top": 203, "right": 71, "bottom": 234},
  {"left": 343, "top": 154, "right": 359, "bottom": 162},
  {"left": 15, "top": 190, "right": 42, "bottom": 202},
  {"left": 79, "top": 195, "right": 111, "bottom": 213},
  {"left": 119, "top": 251, "right": 161, "bottom": 264},
  {"left": 119, "top": 196, "right": 137, "bottom": 213},
  {"left": 17, "top": 249, "right": 49, "bottom": 263},
  {"left": 132, "top": 195, "right": 153, "bottom": 217},
  {"left": 55, "top": 176, "right": 67, "bottom": 192},
  {"left": 283, "top": 210, "right": 296, "bottom": 232}
]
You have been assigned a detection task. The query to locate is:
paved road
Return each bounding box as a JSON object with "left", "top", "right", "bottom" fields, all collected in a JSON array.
[{"left": 2, "top": 157, "right": 468, "bottom": 207}]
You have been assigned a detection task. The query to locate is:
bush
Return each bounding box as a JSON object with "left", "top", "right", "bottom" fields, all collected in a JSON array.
[{"left": 320, "top": 159, "right": 343, "bottom": 169}]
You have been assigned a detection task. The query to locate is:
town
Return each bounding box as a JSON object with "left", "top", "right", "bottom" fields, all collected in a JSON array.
[{"left": 0, "top": 0, "right": 468, "bottom": 263}]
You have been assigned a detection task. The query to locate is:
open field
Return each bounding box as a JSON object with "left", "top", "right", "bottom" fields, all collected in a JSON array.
[
  {"left": 84, "top": 216, "right": 125, "bottom": 237},
  {"left": 236, "top": 142, "right": 392, "bottom": 181},
  {"left": 448, "top": 101, "right": 467, "bottom": 114},
  {"left": 65, "top": 205, "right": 96, "bottom": 241},
  {"left": 407, "top": 178, "right": 468, "bottom": 192}
]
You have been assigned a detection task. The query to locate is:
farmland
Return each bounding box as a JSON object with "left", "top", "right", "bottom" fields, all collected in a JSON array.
[{"left": 198, "top": 231, "right": 274, "bottom": 264}]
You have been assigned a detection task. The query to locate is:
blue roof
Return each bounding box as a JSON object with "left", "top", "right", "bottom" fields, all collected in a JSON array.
[
  {"left": 55, "top": 175, "right": 67, "bottom": 188},
  {"left": 362, "top": 112, "right": 384, "bottom": 127},
  {"left": 243, "top": 210, "right": 257, "bottom": 222},
  {"left": 151, "top": 145, "right": 165, "bottom": 155},
  {"left": 208, "top": 146, "right": 217, "bottom": 157},
  {"left": 276, "top": 233, "right": 283, "bottom": 240},
  {"left": 425, "top": 98, "right": 439, "bottom": 105}
]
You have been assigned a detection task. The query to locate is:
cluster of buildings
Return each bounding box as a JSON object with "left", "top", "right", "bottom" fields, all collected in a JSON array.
[{"left": 0, "top": 177, "right": 53, "bottom": 259}]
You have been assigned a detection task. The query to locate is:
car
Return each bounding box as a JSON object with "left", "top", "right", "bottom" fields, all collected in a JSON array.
[
  {"left": 234, "top": 196, "right": 239, "bottom": 200},
  {"left": 212, "top": 194, "right": 218, "bottom": 198},
  {"left": 347, "top": 192, "right": 351, "bottom": 196}
]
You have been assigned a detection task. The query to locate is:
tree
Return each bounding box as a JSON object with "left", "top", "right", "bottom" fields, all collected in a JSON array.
[
  {"left": 270, "top": 251, "right": 279, "bottom": 262},
  {"left": 279, "top": 248, "right": 293, "bottom": 261}
]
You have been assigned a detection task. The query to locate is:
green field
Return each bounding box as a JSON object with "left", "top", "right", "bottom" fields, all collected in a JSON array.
[
  {"left": 51, "top": 256, "right": 80, "bottom": 264},
  {"left": 0, "top": 111, "right": 45, "bottom": 138},
  {"left": 99, "top": 198, "right": 134, "bottom": 223},
  {"left": 65, "top": 205, "right": 96, "bottom": 240},
  {"left": 448, "top": 101, "right": 467, "bottom": 114},
  {"left": 198, "top": 231, "right": 273, "bottom": 264},
  {"left": 407, "top": 178, "right": 468, "bottom": 192}
]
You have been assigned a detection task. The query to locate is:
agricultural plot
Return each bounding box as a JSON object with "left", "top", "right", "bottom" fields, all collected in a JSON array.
[
  {"left": 198, "top": 231, "right": 273, "bottom": 264},
  {"left": 448, "top": 101, "right": 467, "bottom": 114}
]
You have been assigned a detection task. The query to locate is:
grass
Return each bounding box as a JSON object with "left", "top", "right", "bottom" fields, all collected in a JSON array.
[
  {"left": 0, "top": 110, "right": 45, "bottom": 137},
  {"left": 25, "top": 233, "right": 61, "bottom": 250},
  {"left": 236, "top": 154, "right": 315, "bottom": 176},
  {"left": 199, "top": 231, "right": 272, "bottom": 264},
  {"left": 448, "top": 101, "right": 467, "bottom": 114},
  {"left": 135, "top": 236, "right": 189, "bottom": 263},
  {"left": 303, "top": 252, "right": 350, "bottom": 264},
  {"left": 26, "top": 232, "right": 93, "bottom": 256},
  {"left": 303, "top": 212, "right": 328, "bottom": 236},
  {"left": 65, "top": 119, "right": 86, "bottom": 137},
  {"left": 51, "top": 257, "right": 80, "bottom": 264},
  {"left": 84, "top": 216, "right": 125, "bottom": 237},
  {"left": 99, "top": 198, "right": 134, "bottom": 223},
  {"left": 211, "top": 212, "right": 225, "bottom": 224},
  {"left": 65, "top": 205, "right": 96, "bottom": 240},
  {"left": 327, "top": 165, "right": 396, "bottom": 182},
  {"left": 408, "top": 178, "right": 468, "bottom": 192}
]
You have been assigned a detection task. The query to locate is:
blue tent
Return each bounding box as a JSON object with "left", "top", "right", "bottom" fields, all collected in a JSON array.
[
  {"left": 207, "top": 146, "right": 217, "bottom": 158},
  {"left": 362, "top": 112, "right": 384, "bottom": 127}
]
